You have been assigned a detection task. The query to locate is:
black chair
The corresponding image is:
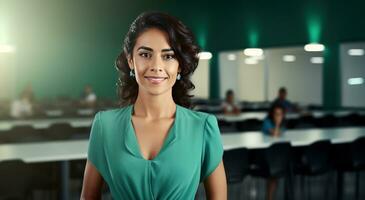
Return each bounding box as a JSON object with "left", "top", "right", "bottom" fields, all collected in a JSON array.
[
  {"left": 351, "top": 137, "right": 365, "bottom": 200},
  {"left": 45, "top": 123, "right": 74, "bottom": 140},
  {"left": 0, "top": 160, "right": 58, "bottom": 200},
  {"left": 295, "top": 115, "right": 316, "bottom": 129},
  {"left": 0, "top": 160, "right": 34, "bottom": 199},
  {"left": 286, "top": 119, "right": 299, "bottom": 129},
  {"left": 332, "top": 137, "right": 365, "bottom": 200},
  {"left": 218, "top": 119, "right": 236, "bottom": 133},
  {"left": 249, "top": 142, "right": 293, "bottom": 200},
  {"left": 1, "top": 125, "right": 46, "bottom": 144},
  {"left": 223, "top": 148, "right": 250, "bottom": 199},
  {"left": 293, "top": 140, "right": 332, "bottom": 200},
  {"left": 315, "top": 114, "right": 339, "bottom": 128},
  {"left": 337, "top": 113, "right": 361, "bottom": 127},
  {"left": 236, "top": 119, "right": 262, "bottom": 132}
]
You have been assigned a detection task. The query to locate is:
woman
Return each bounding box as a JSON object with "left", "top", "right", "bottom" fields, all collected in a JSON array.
[
  {"left": 81, "top": 12, "right": 227, "bottom": 199},
  {"left": 262, "top": 103, "right": 286, "bottom": 137},
  {"left": 261, "top": 103, "right": 286, "bottom": 200}
]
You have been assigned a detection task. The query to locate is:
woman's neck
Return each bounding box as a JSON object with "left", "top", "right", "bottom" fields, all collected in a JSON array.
[{"left": 133, "top": 91, "right": 176, "bottom": 120}]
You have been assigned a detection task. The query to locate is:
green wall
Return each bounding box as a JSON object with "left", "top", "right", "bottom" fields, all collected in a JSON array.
[{"left": 1, "top": 0, "right": 365, "bottom": 108}]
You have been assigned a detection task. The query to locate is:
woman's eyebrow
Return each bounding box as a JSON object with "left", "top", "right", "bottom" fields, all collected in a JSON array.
[
  {"left": 137, "top": 46, "right": 174, "bottom": 53},
  {"left": 137, "top": 46, "right": 153, "bottom": 51},
  {"left": 161, "top": 48, "right": 174, "bottom": 52}
]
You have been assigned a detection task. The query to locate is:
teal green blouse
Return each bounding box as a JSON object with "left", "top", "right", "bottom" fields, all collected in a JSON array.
[{"left": 87, "top": 104, "right": 224, "bottom": 200}]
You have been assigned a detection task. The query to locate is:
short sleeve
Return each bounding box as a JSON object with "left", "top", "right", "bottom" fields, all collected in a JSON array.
[
  {"left": 87, "top": 112, "right": 109, "bottom": 180},
  {"left": 261, "top": 118, "right": 273, "bottom": 135},
  {"left": 200, "top": 115, "right": 224, "bottom": 182}
]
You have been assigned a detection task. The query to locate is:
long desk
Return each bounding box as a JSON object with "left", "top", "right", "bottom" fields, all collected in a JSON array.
[
  {"left": 0, "top": 117, "right": 93, "bottom": 131},
  {"left": 1, "top": 110, "right": 363, "bottom": 132},
  {"left": 216, "top": 110, "right": 365, "bottom": 122},
  {"left": 1, "top": 127, "right": 365, "bottom": 200}
]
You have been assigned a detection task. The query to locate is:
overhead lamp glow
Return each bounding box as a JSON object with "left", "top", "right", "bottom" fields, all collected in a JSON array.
[
  {"left": 283, "top": 55, "right": 296, "bottom": 62},
  {"left": 198, "top": 52, "right": 212, "bottom": 60},
  {"left": 310, "top": 57, "right": 324, "bottom": 64},
  {"left": 348, "top": 49, "right": 364, "bottom": 56},
  {"left": 0, "top": 44, "right": 16, "bottom": 53},
  {"left": 244, "top": 57, "right": 258, "bottom": 65},
  {"left": 304, "top": 43, "right": 325, "bottom": 52},
  {"left": 347, "top": 77, "right": 364, "bottom": 85},
  {"left": 243, "top": 48, "right": 263, "bottom": 57},
  {"left": 227, "top": 54, "right": 237, "bottom": 61}
]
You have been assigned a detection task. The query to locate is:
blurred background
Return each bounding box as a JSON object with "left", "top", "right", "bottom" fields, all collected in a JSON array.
[{"left": 0, "top": 0, "right": 365, "bottom": 199}]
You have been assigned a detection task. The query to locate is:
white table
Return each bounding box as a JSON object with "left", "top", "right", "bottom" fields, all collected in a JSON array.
[
  {"left": 0, "top": 140, "right": 88, "bottom": 200},
  {"left": 0, "top": 117, "right": 93, "bottom": 131},
  {"left": 216, "top": 110, "right": 365, "bottom": 123},
  {"left": 222, "top": 127, "right": 365, "bottom": 150},
  {"left": 1, "top": 127, "right": 365, "bottom": 199}
]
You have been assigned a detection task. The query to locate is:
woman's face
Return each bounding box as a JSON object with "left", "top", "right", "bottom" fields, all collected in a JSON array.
[{"left": 128, "top": 28, "right": 180, "bottom": 96}]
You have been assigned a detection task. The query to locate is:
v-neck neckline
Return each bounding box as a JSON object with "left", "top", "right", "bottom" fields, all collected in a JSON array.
[{"left": 126, "top": 104, "right": 179, "bottom": 161}]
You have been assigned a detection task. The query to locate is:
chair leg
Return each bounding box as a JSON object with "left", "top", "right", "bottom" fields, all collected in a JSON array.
[
  {"left": 336, "top": 171, "right": 343, "bottom": 200},
  {"left": 326, "top": 171, "right": 335, "bottom": 200},
  {"left": 355, "top": 171, "right": 359, "bottom": 200},
  {"left": 307, "top": 176, "right": 311, "bottom": 200},
  {"left": 299, "top": 176, "right": 305, "bottom": 200}
]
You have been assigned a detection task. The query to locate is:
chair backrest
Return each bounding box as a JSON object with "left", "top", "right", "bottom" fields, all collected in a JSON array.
[
  {"left": 302, "top": 140, "right": 332, "bottom": 174},
  {"left": 351, "top": 137, "right": 365, "bottom": 170},
  {"left": 285, "top": 118, "right": 299, "bottom": 129},
  {"left": 0, "top": 160, "right": 34, "bottom": 198},
  {"left": 338, "top": 113, "right": 361, "bottom": 127},
  {"left": 223, "top": 148, "right": 250, "bottom": 183},
  {"left": 265, "top": 142, "right": 292, "bottom": 177},
  {"left": 4, "top": 125, "right": 45, "bottom": 143},
  {"left": 236, "top": 118, "right": 262, "bottom": 132},
  {"left": 295, "top": 115, "right": 316, "bottom": 129},
  {"left": 45, "top": 123, "right": 74, "bottom": 140},
  {"left": 315, "top": 114, "right": 339, "bottom": 128}
]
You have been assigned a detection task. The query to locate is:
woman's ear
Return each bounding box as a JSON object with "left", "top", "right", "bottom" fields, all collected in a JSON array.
[{"left": 126, "top": 54, "right": 134, "bottom": 70}]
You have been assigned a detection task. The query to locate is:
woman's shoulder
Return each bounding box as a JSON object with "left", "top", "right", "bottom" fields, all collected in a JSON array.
[
  {"left": 96, "top": 105, "right": 131, "bottom": 122},
  {"left": 178, "top": 105, "right": 215, "bottom": 124}
]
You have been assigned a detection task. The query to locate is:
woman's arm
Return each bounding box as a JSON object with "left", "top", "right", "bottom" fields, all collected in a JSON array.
[
  {"left": 204, "top": 160, "right": 227, "bottom": 200},
  {"left": 269, "top": 125, "right": 281, "bottom": 137},
  {"left": 80, "top": 160, "right": 105, "bottom": 200}
]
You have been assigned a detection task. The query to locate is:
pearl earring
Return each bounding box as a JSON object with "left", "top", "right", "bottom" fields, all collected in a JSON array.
[
  {"left": 177, "top": 73, "right": 181, "bottom": 80},
  {"left": 129, "top": 69, "right": 135, "bottom": 77}
]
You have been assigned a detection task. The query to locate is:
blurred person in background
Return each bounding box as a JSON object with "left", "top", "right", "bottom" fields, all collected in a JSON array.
[
  {"left": 272, "top": 87, "right": 294, "bottom": 113},
  {"left": 10, "top": 84, "right": 35, "bottom": 118},
  {"left": 261, "top": 103, "right": 286, "bottom": 200},
  {"left": 222, "top": 89, "right": 241, "bottom": 115},
  {"left": 80, "top": 84, "right": 97, "bottom": 108}
]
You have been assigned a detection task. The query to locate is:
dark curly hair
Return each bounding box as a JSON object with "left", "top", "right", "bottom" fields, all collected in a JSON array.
[{"left": 115, "top": 11, "right": 200, "bottom": 108}]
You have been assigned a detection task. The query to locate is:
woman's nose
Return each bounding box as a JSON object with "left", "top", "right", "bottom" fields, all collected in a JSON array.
[{"left": 150, "top": 56, "right": 164, "bottom": 72}]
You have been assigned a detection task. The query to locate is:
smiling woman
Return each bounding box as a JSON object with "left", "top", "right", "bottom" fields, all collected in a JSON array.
[
  {"left": 81, "top": 11, "right": 227, "bottom": 200},
  {"left": 115, "top": 12, "right": 200, "bottom": 108}
]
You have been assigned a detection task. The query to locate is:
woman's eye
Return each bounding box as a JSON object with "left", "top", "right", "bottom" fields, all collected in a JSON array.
[
  {"left": 139, "top": 53, "right": 151, "bottom": 58},
  {"left": 163, "top": 54, "right": 175, "bottom": 60}
]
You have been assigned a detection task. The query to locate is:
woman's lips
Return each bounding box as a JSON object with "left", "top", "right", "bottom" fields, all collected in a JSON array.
[{"left": 145, "top": 76, "right": 168, "bottom": 84}]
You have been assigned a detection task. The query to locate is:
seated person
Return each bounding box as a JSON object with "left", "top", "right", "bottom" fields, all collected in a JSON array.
[
  {"left": 261, "top": 103, "right": 286, "bottom": 200},
  {"left": 262, "top": 103, "right": 286, "bottom": 137},
  {"left": 221, "top": 89, "right": 241, "bottom": 115},
  {"left": 10, "top": 84, "right": 34, "bottom": 118},
  {"left": 80, "top": 85, "right": 97, "bottom": 108},
  {"left": 272, "top": 87, "right": 294, "bottom": 113}
]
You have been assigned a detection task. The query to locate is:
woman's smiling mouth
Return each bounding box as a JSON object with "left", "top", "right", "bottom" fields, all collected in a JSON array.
[{"left": 144, "top": 76, "right": 168, "bottom": 84}]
